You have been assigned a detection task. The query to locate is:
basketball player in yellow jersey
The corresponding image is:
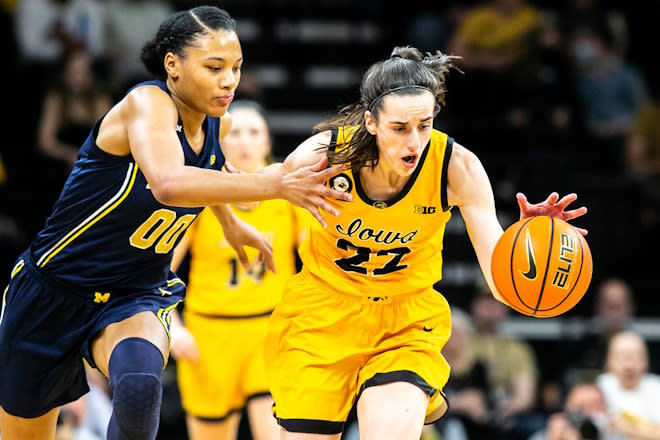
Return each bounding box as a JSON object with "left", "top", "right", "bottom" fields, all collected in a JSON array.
[
  {"left": 263, "top": 46, "right": 589, "bottom": 440},
  {"left": 169, "top": 100, "right": 306, "bottom": 440}
]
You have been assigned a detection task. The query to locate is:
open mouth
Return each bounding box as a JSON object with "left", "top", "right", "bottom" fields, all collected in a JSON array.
[{"left": 401, "top": 154, "right": 417, "bottom": 168}]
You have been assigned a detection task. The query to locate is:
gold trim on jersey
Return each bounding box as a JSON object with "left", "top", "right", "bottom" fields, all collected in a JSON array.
[
  {"left": 157, "top": 300, "right": 183, "bottom": 339},
  {"left": 0, "top": 259, "right": 23, "bottom": 327},
  {"left": 167, "top": 277, "right": 185, "bottom": 287},
  {"left": 0, "top": 286, "right": 7, "bottom": 326},
  {"left": 37, "top": 163, "right": 139, "bottom": 268},
  {"left": 10, "top": 259, "right": 24, "bottom": 279}
]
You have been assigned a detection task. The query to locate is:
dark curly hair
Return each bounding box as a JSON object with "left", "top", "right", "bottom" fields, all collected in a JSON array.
[{"left": 140, "top": 6, "right": 237, "bottom": 79}]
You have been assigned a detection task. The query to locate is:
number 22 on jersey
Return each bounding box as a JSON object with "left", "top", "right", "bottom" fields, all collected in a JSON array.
[{"left": 334, "top": 238, "right": 411, "bottom": 276}]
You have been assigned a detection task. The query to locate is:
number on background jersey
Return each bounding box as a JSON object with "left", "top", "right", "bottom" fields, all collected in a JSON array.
[
  {"left": 334, "top": 238, "right": 410, "bottom": 275},
  {"left": 227, "top": 257, "right": 267, "bottom": 287}
]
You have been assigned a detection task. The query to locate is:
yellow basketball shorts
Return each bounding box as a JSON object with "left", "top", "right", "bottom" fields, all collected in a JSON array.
[
  {"left": 263, "top": 269, "right": 451, "bottom": 434},
  {"left": 177, "top": 309, "right": 271, "bottom": 419}
]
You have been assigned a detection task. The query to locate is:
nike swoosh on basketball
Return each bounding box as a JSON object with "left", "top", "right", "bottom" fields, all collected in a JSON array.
[{"left": 521, "top": 230, "right": 537, "bottom": 280}]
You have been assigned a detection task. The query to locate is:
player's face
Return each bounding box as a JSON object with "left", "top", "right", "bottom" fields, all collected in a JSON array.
[
  {"left": 175, "top": 29, "right": 243, "bottom": 117},
  {"left": 366, "top": 93, "right": 434, "bottom": 177},
  {"left": 222, "top": 107, "right": 271, "bottom": 173}
]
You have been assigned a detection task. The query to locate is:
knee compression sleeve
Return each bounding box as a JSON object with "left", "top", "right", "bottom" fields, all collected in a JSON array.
[{"left": 106, "top": 337, "right": 164, "bottom": 440}]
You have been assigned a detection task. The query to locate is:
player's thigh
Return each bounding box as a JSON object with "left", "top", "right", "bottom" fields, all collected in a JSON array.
[
  {"left": 246, "top": 395, "right": 279, "bottom": 440},
  {"left": 357, "top": 382, "right": 428, "bottom": 440},
  {"left": 0, "top": 406, "right": 59, "bottom": 440},
  {"left": 185, "top": 413, "right": 241, "bottom": 440},
  {"left": 91, "top": 310, "right": 169, "bottom": 377},
  {"left": 265, "top": 291, "right": 362, "bottom": 429},
  {"left": 282, "top": 433, "right": 341, "bottom": 440}
]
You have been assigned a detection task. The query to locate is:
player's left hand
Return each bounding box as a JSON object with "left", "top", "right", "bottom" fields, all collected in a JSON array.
[
  {"left": 517, "top": 192, "right": 588, "bottom": 236},
  {"left": 170, "top": 324, "right": 200, "bottom": 361},
  {"left": 224, "top": 217, "right": 276, "bottom": 273}
]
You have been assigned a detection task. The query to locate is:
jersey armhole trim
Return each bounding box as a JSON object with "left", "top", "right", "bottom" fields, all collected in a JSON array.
[
  {"left": 441, "top": 137, "right": 454, "bottom": 212},
  {"left": 329, "top": 127, "right": 338, "bottom": 153}
]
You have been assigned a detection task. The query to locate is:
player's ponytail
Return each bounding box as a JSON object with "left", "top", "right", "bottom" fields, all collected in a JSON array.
[{"left": 140, "top": 39, "right": 165, "bottom": 78}]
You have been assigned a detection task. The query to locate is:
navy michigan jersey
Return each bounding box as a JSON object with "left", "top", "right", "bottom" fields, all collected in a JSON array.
[{"left": 29, "top": 80, "right": 225, "bottom": 292}]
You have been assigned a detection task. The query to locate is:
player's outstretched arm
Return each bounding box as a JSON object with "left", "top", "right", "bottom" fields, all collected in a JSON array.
[
  {"left": 121, "top": 87, "right": 351, "bottom": 221},
  {"left": 256, "top": 130, "right": 353, "bottom": 228},
  {"left": 448, "top": 143, "right": 590, "bottom": 303}
]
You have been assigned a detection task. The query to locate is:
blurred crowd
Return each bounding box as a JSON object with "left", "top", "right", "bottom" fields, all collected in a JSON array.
[{"left": 0, "top": 0, "right": 658, "bottom": 439}]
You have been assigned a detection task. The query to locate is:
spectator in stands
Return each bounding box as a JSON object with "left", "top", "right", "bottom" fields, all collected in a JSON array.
[
  {"left": 469, "top": 292, "right": 542, "bottom": 440},
  {"left": 626, "top": 80, "right": 660, "bottom": 178},
  {"left": 563, "top": 277, "right": 636, "bottom": 385},
  {"left": 0, "top": 150, "right": 26, "bottom": 285},
  {"left": 568, "top": 22, "right": 649, "bottom": 175},
  {"left": 445, "top": 0, "right": 542, "bottom": 127},
  {"left": 37, "top": 48, "right": 112, "bottom": 171},
  {"left": 446, "top": 0, "right": 541, "bottom": 73},
  {"left": 403, "top": 3, "right": 470, "bottom": 54},
  {"left": 103, "top": 0, "right": 174, "bottom": 99},
  {"left": 36, "top": 47, "right": 112, "bottom": 212},
  {"left": 424, "top": 307, "right": 499, "bottom": 440},
  {"left": 14, "top": 0, "right": 106, "bottom": 65},
  {"left": 624, "top": 79, "right": 660, "bottom": 263},
  {"left": 557, "top": 0, "right": 628, "bottom": 57},
  {"left": 13, "top": 0, "right": 108, "bottom": 144},
  {"left": 512, "top": 10, "right": 582, "bottom": 184},
  {"left": 597, "top": 330, "right": 660, "bottom": 439},
  {"left": 528, "top": 382, "right": 624, "bottom": 440}
]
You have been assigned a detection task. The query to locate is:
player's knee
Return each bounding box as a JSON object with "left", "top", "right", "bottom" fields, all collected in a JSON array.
[
  {"left": 107, "top": 337, "right": 164, "bottom": 439},
  {"left": 112, "top": 371, "right": 162, "bottom": 435}
]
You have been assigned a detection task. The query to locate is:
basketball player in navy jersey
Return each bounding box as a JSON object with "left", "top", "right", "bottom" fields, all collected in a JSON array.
[{"left": 0, "top": 6, "right": 350, "bottom": 440}]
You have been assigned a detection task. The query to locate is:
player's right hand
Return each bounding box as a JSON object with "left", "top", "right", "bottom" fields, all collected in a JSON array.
[
  {"left": 280, "top": 156, "right": 352, "bottom": 228},
  {"left": 516, "top": 192, "right": 588, "bottom": 236},
  {"left": 169, "top": 325, "right": 200, "bottom": 361}
]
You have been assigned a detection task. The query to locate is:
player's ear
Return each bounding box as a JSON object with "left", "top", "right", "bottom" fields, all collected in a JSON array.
[
  {"left": 364, "top": 111, "right": 377, "bottom": 135},
  {"left": 164, "top": 52, "right": 179, "bottom": 79}
]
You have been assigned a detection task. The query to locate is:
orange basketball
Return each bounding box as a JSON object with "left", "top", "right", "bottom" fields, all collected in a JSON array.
[{"left": 491, "top": 215, "right": 593, "bottom": 318}]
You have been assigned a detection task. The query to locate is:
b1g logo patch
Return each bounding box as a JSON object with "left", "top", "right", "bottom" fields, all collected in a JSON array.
[{"left": 329, "top": 173, "right": 352, "bottom": 193}]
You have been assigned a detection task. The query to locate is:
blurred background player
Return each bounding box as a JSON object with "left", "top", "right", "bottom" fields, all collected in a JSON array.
[{"left": 170, "top": 99, "right": 307, "bottom": 440}]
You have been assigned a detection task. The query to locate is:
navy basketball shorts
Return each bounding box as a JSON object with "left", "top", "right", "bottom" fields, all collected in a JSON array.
[{"left": 0, "top": 252, "right": 184, "bottom": 418}]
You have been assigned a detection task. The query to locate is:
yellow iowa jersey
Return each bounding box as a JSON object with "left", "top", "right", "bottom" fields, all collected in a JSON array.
[
  {"left": 184, "top": 201, "right": 302, "bottom": 316},
  {"left": 298, "top": 128, "right": 453, "bottom": 297}
]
